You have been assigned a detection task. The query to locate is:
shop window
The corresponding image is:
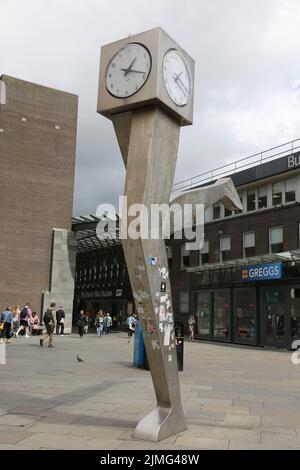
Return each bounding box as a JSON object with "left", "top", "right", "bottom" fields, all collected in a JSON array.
[
  {"left": 200, "top": 240, "right": 209, "bottom": 265},
  {"left": 247, "top": 190, "right": 256, "bottom": 212},
  {"left": 269, "top": 226, "right": 283, "bottom": 254},
  {"left": 181, "top": 243, "right": 190, "bottom": 268},
  {"left": 258, "top": 186, "right": 268, "bottom": 209},
  {"left": 291, "top": 288, "right": 300, "bottom": 340},
  {"left": 272, "top": 182, "right": 283, "bottom": 206},
  {"left": 194, "top": 291, "right": 210, "bottom": 337},
  {"left": 213, "top": 203, "right": 221, "bottom": 220},
  {"left": 243, "top": 231, "right": 255, "bottom": 258},
  {"left": 179, "top": 291, "right": 189, "bottom": 314},
  {"left": 234, "top": 288, "right": 257, "bottom": 345},
  {"left": 285, "top": 178, "right": 296, "bottom": 203},
  {"left": 220, "top": 236, "right": 231, "bottom": 262},
  {"left": 213, "top": 289, "right": 230, "bottom": 339}
]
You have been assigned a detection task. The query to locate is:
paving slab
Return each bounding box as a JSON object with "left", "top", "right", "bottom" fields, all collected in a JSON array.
[{"left": 0, "top": 333, "right": 300, "bottom": 449}]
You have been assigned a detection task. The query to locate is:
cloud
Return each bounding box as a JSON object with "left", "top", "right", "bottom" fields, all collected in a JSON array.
[{"left": 1, "top": 0, "right": 300, "bottom": 214}]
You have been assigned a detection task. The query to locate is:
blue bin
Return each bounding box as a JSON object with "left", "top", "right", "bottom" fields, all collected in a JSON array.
[{"left": 133, "top": 324, "right": 145, "bottom": 368}]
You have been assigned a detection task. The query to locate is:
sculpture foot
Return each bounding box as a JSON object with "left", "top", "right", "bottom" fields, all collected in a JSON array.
[{"left": 133, "top": 406, "right": 187, "bottom": 442}]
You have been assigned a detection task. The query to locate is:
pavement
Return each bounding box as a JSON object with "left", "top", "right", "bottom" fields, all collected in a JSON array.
[{"left": 0, "top": 332, "right": 300, "bottom": 450}]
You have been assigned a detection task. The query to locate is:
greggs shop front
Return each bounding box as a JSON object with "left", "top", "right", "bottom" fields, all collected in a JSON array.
[{"left": 190, "top": 254, "right": 300, "bottom": 349}]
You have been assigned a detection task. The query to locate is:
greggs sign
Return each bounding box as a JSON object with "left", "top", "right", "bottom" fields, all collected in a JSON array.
[{"left": 241, "top": 262, "right": 283, "bottom": 281}]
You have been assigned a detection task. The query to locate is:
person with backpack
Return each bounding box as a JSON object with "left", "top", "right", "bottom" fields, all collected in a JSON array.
[
  {"left": 15, "top": 303, "right": 31, "bottom": 338},
  {"left": 40, "top": 302, "right": 56, "bottom": 347},
  {"left": 56, "top": 306, "right": 65, "bottom": 336}
]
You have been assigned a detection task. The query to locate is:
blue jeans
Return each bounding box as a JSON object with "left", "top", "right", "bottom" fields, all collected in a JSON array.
[{"left": 97, "top": 325, "right": 103, "bottom": 337}]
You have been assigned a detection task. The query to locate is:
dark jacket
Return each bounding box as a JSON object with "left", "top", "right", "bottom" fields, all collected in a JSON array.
[
  {"left": 76, "top": 314, "right": 85, "bottom": 328},
  {"left": 56, "top": 309, "right": 65, "bottom": 323}
]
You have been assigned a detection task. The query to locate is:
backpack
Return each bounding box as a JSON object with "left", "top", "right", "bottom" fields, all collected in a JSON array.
[
  {"left": 20, "top": 307, "right": 28, "bottom": 319},
  {"left": 43, "top": 309, "right": 52, "bottom": 324}
]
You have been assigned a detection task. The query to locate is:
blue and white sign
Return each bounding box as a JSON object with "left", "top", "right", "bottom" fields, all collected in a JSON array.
[{"left": 241, "top": 262, "right": 283, "bottom": 282}]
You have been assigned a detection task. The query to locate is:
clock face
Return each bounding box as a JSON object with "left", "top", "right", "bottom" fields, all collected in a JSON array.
[
  {"left": 105, "top": 43, "right": 151, "bottom": 98},
  {"left": 163, "top": 49, "right": 192, "bottom": 107}
]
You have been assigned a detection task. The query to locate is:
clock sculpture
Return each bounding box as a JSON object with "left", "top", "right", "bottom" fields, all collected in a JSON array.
[{"left": 97, "top": 28, "right": 194, "bottom": 442}]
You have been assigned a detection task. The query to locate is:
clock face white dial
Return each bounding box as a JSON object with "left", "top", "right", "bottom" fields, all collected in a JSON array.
[
  {"left": 105, "top": 43, "right": 151, "bottom": 98},
  {"left": 163, "top": 49, "right": 192, "bottom": 107}
]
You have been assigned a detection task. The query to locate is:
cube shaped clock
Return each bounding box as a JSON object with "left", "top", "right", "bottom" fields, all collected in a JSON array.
[{"left": 97, "top": 27, "right": 195, "bottom": 126}]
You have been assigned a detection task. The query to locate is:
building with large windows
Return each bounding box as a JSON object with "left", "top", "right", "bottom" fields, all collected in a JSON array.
[
  {"left": 72, "top": 139, "right": 300, "bottom": 349},
  {"left": 172, "top": 139, "right": 300, "bottom": 349}
]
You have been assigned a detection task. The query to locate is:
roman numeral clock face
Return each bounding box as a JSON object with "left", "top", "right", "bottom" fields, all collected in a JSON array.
[{"left": 105, "top": 43, "right": 152, "bottom": 98}]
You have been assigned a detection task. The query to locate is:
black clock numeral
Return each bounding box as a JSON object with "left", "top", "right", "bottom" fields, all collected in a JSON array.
[{"left": 112, "top": 62, "right": 116, "bottom": 68}]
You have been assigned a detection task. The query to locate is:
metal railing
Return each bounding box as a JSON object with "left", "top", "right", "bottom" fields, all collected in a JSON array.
[{"left": 172, "top": 138, "right": 300, "bottom": 193}]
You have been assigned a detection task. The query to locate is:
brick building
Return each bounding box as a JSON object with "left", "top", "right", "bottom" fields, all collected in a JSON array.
[
  {"left": 0, "top": 75, "right": 78, "bottom": 325},
  {"left": 72, "top": 140, "right": 300, "bottom": 349}
]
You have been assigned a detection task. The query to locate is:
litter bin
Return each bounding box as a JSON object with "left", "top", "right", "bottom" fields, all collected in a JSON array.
[
  {"left": 133, "top": 324, "right": 145, "bottom": 368},
  {"left": 175, "top": 322, "right": 184, "bottom": 371}
]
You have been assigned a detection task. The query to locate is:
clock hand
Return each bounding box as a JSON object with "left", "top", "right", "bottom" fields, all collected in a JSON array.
[
  {"left": 123, "top": 56, "right": 137, "bottom": 76},
  {"left": 173, "top": 72, "right": 189, "bottom": 95},
  {"left": 121, "top": 69, "right": 146, "bottom": 74}
]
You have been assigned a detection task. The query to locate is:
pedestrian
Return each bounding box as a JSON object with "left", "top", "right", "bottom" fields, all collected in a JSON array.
[
  {"left": 31, "top": 312, "right": 39, "bottom": 335},
  {"left": 188, "top": 314, "right": 196, "bottom": 342},
  {"left": 0, "top": 306, "right": 13, "bottom": 344},
  {"left": 16, "top": 303, "right": 31, "bottom": 337},
  {"left": 127, "top": 313, "right": 136, "bottom": 339},
  {"left": 76, "top": 310, "right": 85, "bottom": 338},
  {"left": 40, "top": 302, "right": 56, "bottom": 347},
  {"left": 56, "top": 305, "right": 65, "bottom": 336},
  {"left": 12, "top": 305, "right": 21, "bottom": 337},
  {"left": 83, "top": 312, "right": 89, "bottom": 335},
  {"left": 95, "top": 310, "right": 104, "bottom": 337},
  {"left": 104, "top": 312, "right": 112, "bottom": 335}
]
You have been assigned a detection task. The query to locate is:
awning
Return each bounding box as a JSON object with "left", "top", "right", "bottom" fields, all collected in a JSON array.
[
  {"left": 72, "top": 214, "right": 121, "bottom": 253},
  {"left": 184, "top": 250, "right": 300, "bottom": 274}
]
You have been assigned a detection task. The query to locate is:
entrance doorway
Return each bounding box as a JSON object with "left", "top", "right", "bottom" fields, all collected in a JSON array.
[{"left": 262, "top": 287, "right": 288, "bottom": 347}]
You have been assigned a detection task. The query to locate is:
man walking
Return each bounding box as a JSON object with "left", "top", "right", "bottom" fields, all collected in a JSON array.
[
  {"left": 56, "top": 306, "right": 65, "bottom": 336},
  {"left": 40, "top": 302, "right": 56, "bottom": 348}
]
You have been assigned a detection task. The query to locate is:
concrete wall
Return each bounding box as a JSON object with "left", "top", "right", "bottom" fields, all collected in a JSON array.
[
  {"left": 0, "top": 75, "right": 78, "bottom": 314},
  {"left": 42, "top": 229, "right": 76, "bottom": 333}
]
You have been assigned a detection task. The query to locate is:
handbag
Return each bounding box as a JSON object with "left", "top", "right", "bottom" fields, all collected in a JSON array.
[
  {"left": 60, "top": 317, "right": 65, "bottom": 324},
  {"left": 0, "top": 323, "right": 4, "bottom": 331}
]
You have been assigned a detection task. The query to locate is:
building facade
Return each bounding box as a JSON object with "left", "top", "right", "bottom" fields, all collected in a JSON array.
[
  {"left": 72, "top": 141, "right": 300, "bottom": 348},
  {"left": 0, "top": 75, "right": 78, "bottom": 329},
  {"left": 172, "top": 145, "right": 300, "bottom": 349}
]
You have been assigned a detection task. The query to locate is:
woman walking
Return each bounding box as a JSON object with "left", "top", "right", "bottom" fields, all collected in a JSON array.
[
  {"left": 95, "top": 311, "right": 104, "bottom": 337},
  {"left": 12, "top": 305, "right": 20, "bottom": 337},
  {"left": 188, "top": 314, "right": 196, "bottom": 342}
]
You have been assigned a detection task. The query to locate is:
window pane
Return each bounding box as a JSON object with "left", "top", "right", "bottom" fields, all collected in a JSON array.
[
  {"left": 235, "top": 194, "right": 243, "bottom": 214},
  {"left": 258, "top": 186, "right": 268, "bottom": 209},
  {"left": 179, "top": 291, "right": 189, "bottom": 313},
  {"left": 291, "top": 288, "right": 300, "bottom": 340},
  {"left": 247, "top": 190, "right": 256, "bottom": 211},
  {"left": 285, "top": 178, "right": 296, "bottom": 203},
  {"left": 272, "top": 182, "right": 283, "bottom": 205},
  {"left": 201, "top": 240, "right": 209, "bottom": 254},
  {"left": 213, "top": 290, "right": 230, "bottom": 339},
  {"left": 220, "top": 236, "right": 231, "bottom": 251},
  {"left": 270, "top": 227, "right": 283, "bottom": 244},
  {"left": 224, "top": 207, "right": 232, "bottom": 217},
  {"left": 213, "top": 204, "right": 221, "bottom": 220},
  {"left": 195, "top": 291, "right": 210, "bottom": 336},
  {"left": 244, "top": 231, "right": 255, "bottom": 247},
  {"left": 204, "top": 207, "right": 213, "bottom": 223},
  {"left": 234, "top": 288, "right": 257, "bottom": 344}
]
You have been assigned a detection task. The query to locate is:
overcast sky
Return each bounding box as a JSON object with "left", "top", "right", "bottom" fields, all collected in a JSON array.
[{"left": 1, "top": 0, "right": 300, "bottom": 215}]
